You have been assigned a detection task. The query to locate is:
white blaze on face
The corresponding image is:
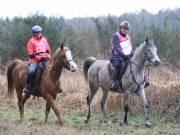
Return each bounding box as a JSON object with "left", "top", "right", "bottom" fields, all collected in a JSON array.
[
  {"left": 151, "top": 47, "right": 161, "bottom": 63},
  {"left": 65, "top": 50, "right": 78, "bottom": 71}
]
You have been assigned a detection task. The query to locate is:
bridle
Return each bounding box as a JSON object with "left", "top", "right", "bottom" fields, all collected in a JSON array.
[
  {"left": 63, "top": 49, "right": 74, "bottom": 70},
  {"left": 64, "top": 59, "right": 73, "bottom": 70},
  {"left": 126, "top": 42, "right": 153, "bottom": 89}
]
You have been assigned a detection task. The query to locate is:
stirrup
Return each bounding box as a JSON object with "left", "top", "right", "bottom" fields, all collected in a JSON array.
[
  {"left": 144, "top": 82, "right": 150, "bottom": 88},
  {"left": 57, "top": 88, "right": 63, "bottom": 93},
  {"left": 110, "top": 81, "right": 119, "bottom": 90},
  {"left": 23, "top": 87, "right": 30, "bottom": 94},
  {"left": 110, "top": 86, "right": 119, "bottom": 91}
]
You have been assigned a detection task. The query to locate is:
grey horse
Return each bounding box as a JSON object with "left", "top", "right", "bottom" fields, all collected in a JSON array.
[{"left": 83, "top": 38, "right": 160, "bottom": 127}]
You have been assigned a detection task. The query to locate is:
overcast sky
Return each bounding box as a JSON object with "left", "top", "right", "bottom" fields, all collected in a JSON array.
[{"left": 1, "top": 0, "right": 180, "bottom": 19}]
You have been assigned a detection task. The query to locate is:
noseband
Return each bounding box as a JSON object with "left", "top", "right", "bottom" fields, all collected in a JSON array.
[
  {"left": 64, "top": 59, "right": 73, "bottom": 70},
  {"left": 144, "top": 43, "right": 156, "bottom": 65},
  {"left": 126, "top": 43, "right": 152, "bottom": 90}
]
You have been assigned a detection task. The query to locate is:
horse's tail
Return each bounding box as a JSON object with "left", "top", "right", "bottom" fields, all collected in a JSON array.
[
  {"left": 6, "top": 59, "right": 20, "bottom": 97},
  {"left": 83, "top": 57, "right": 97, "bottom": 81}
]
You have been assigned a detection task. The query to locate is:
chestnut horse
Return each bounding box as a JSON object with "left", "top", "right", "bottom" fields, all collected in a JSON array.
[{"left": 6, "top": 44, "right": 78, "bottom": 125}]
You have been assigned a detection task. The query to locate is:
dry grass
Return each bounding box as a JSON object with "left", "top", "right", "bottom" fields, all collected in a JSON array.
[
  {"left": 0, "top": 65, "right": 179, "bottom": 117},
  {"left": 0, "top": 65, "right": 180, "bottom": 134}
]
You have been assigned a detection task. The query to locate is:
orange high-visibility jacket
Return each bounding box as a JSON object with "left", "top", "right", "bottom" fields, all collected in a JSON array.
[{"left": 27, "top": 36, "right": 51, "bottom": 63}]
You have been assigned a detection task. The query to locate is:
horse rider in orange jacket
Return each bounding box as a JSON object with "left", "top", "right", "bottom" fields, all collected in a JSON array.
[{"left": 23, "top": 25, "right": 51, "bottom": 93}]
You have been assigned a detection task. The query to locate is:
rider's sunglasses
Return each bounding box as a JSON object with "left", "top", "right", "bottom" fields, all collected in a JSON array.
[
  {"left": 33, "top": 32, "right": 41, "bottom": 36},
  {"left": 120, "top": 25, "right": 129, "bottom": 30},
  {"left": 122, "top": 27, "right": 129, "bottom": 30},
  {"left": 34, "top": 31, "right": 41, "bottom": 34}
]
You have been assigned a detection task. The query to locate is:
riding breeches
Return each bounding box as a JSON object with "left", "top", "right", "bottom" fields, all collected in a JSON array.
[
  {"left": 28, "top": 62, "right": 38, "bottom": 75},
  {"left": 110, "top": 57, "right": 123, "bottom": 72}
]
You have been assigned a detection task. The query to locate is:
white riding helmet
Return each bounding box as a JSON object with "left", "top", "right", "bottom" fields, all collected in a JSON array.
[{"left": 120, "top": 21, "right": 130, "bottom": 30}]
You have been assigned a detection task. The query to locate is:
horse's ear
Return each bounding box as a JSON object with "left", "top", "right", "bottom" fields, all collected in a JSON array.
[
  {"left": 61, "top": 43, "right": 64, "bottom": 50},
  {"left": 61, "top": 38, "right": 66, "bottom": 50},
  {"left": 145, "top": 37, "right": 149, "bottom": 43},
  {"left": 151, "top": 38, "right": 155, "bottom": 44}
]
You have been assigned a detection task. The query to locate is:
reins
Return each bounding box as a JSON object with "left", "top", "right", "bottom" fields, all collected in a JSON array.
[
  {"left": 124, "top": 58, "right": 150, "bottom": 91},
  {"left": 126, "top": 44, "right": 152, "bottom": 88},
  {"left": 129, "top": 61, "right": 146, "bottom": 85}
]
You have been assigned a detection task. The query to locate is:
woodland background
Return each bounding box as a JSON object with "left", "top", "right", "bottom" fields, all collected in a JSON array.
[{"left": 0, "top": 9, "right": 180, "bottom": 67}]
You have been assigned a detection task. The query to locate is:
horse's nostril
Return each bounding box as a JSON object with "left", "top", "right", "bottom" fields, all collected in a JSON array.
[{"left": 155, "top": 60, "right": 160, "bottom": 66}]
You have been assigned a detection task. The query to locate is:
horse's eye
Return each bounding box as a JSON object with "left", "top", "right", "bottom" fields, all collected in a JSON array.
[{"left": 147, "top": 49, "right": 151, "bottom": 52}]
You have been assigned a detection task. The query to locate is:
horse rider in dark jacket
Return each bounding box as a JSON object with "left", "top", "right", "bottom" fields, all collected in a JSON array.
[
  {"left": 110, "top": 21, "right": 132, "bottom": 91},
  {"left": 110, "top": 21, "right": 150, "bottom": 91}
]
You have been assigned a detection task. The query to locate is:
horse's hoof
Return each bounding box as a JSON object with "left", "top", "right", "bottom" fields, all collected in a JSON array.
[
  {"left": 120, "top": 122, "right": 128, "bottom": 126},
  {"left": 44, "top": 120, "right": 47, "bottom": 124},
  {"left": 99, "top": 119, "right": 108, "bottom": 123},
  {"left": 55, "top": 121, "right": 63, "bottom": 126},
  {"left": 145, "top": 121, "right": 151, "bottom": 128},
  {"left": 15, "top": 119, "right": 23, "bottom": 124},
  {"left": 84, "top": 119, "right": 89, "bottom": 124},
  {"left": 57, "top": 89, "right": 63, "bottom": 93},
  {"left": 59, "top": 122, "right": 63, "bottom": 126}
]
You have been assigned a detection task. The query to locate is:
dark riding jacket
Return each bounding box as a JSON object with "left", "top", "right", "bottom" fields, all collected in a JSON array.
[
  {"left": 110, "top": 32, "right": 132, "bottom": 69},
  {"left": 111, "top": 32, "right": 132, "bottom": 60}
]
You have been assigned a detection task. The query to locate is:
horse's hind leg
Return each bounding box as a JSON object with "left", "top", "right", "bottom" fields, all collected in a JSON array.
[
  {"left": 17, "top": 98, "right": 23, "bottom": 121},
  {"left": 100, "top": 87, "right": 109, "bottom": 123},
  {"left": 16, "top": 89, "right": 30, "bottom": 121},
  {"left": 20, "top": 93, "right": 31, "bottom": 120},
  {"left": 85, "top": 85, "right": 98, "bottom": 123}
]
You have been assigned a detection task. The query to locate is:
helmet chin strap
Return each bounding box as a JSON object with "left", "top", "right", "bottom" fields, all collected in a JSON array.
[
  {"left": 33, "top": 33, "right": 42, "bottom": 39},
  {"left": 120, "top": 30, "right": 126, "bottom": 37}
]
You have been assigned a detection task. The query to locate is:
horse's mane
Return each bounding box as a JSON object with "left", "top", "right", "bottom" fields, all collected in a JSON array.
[
  {"left": 48, "top": 46, "right": 69, "bottom": 66},
  {"left": 48, "top": 48, "right": 61, "bottom": 65},
  {"left": 132, "top": 39, "right": 156, "bottom": 61},
  {"left": 132, "top": 42, "right": 145, "bottom": 60}
]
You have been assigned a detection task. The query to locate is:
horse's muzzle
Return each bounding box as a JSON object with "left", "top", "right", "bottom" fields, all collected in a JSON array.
[
  {"left": 70, "top": 65, "right": 78, "bottom": 72},
  {"left": 154, "top": 60, "right": 160, "bottom": 66},
  {"left": 69, "top": 61, "right": 78, "bottom": 72}
]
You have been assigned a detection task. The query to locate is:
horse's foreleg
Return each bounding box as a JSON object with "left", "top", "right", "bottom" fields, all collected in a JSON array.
[
  {"left": 45, "top": 94, "right": 63, "bottom": 125},
  {"left": 138, "top": 89, "right": 151, "bottom": 128},
  {"left": 44, "top": 95, "right": 56, "bottom": 123},
  {"left": 100, "top": 88, "right": 109, "bottom": 123},
  {"left": 123, "top": 91, "right": 131, "bottom": 125},
  {"left": 85, "top": 88, "right": 97, "bottom": 123}
]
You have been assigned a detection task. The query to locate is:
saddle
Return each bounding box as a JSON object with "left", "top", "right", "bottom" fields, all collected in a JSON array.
[
  {"left": 35, "top": 61, "right": 46, "bottom": 85},
  {"left": 107, "top": 61, "right": 128, "bottom": 90},
  {"left": 27, "top": 61, "right": 46, "bottom": 93}
]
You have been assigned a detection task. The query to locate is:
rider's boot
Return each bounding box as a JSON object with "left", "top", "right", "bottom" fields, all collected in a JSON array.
[
  {"left": 23, "top": 73, "right": 33, "bottom": 94},
  {"left": 110, "top": 68, "right": 119, "bottom": 91}
]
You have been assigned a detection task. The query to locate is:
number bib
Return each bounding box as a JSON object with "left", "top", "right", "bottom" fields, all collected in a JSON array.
[{"left": 120, "top": 40, "right": 132, "bottom": 55}]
